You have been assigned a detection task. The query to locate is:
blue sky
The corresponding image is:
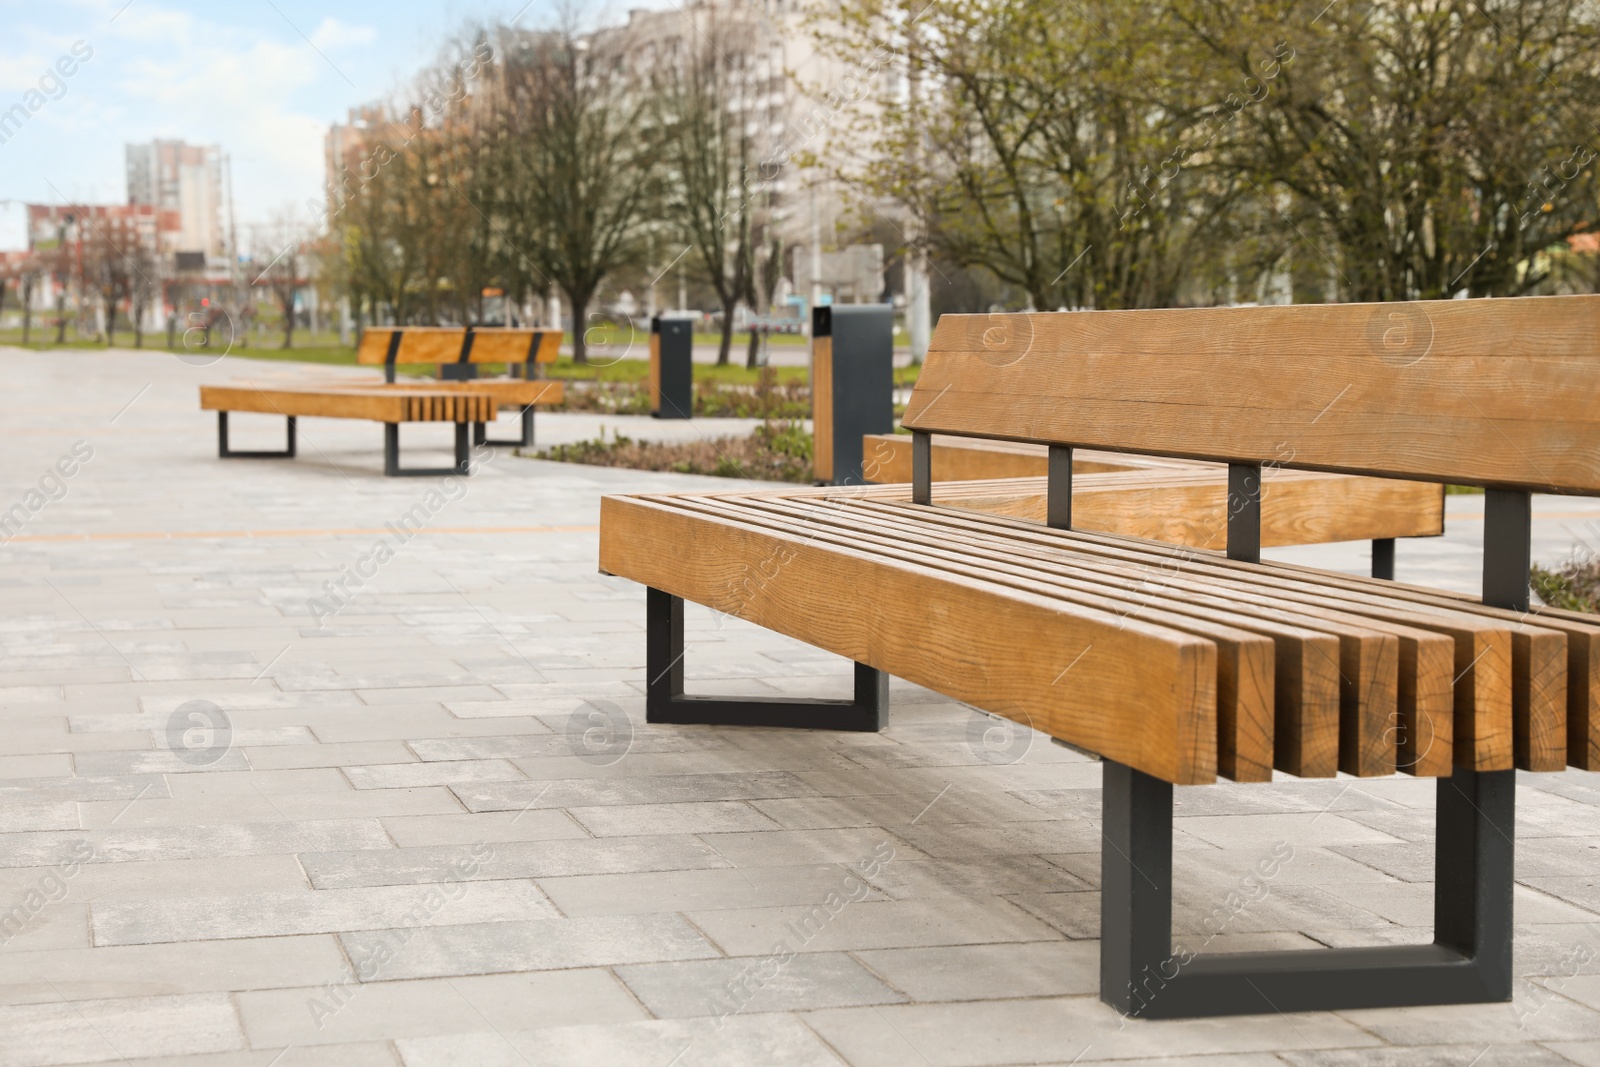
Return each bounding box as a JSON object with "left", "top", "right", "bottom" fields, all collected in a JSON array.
[{"left": 0, "top": 0, "right": 661, "bottom": 250}]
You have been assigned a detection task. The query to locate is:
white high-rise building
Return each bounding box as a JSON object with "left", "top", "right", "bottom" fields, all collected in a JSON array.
[{"left": 126, "top": 140, "right": 226, "bottom": 259}]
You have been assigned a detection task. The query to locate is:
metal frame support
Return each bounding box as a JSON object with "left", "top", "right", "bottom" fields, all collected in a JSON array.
[
  {"left": 911, "top": 431, "right": 931, "bottom": 506},
  {"left": 383, "top": 330, "right": 402, "bottom": 384},
  {"left": 474, "top": 406, "right": 536, "bottom": 448},
  {"left": 1372, "top": 538, "right": 1397, "bottom": 580},
  {"left": 1483, "top": 489, "right": 1532, "bottom": 612},
  {"left": 645, "top": 588, "right": 887, "bottom": 731},
  {"left": 1047, "top": 445, "right": 1073, "bottom": 529},
  {"left": 383, "top": 422, "right": 471, "bottom": 478},
  {"left": 217, "top": 411, "right": 296, "bottom": 459},
  {"left": 1099, "top": 759, "right": 1514, "bottom": 1017},
  {"left": 439, "top": 327, "right": 479, "bottom": 381},
  {"left": 1227, "top": 462, "right": 1262, "bottom": 564},
  {"left": 1101, "top": 479, "right": 1527, "bottom": 1019}
]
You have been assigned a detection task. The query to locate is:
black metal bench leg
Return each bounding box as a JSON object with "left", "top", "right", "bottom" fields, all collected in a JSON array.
[
  {"left": 481, "top": 406, "right": 535, "bottom": 448},
  {"left": 644, "top": 587, "right": 887, "bottom": 731},
  {"left": 1372, "top": 537, "right": 1396, "bottom": 580},
  {"left": 217, "top": 411, "right": 296, "bottom": 459},
  {"left": 383, "top": 422, "right": 472, "bottom": 478},
  {"left": 1100, "top": 759, "right": 1514, "bottom": 1018}
]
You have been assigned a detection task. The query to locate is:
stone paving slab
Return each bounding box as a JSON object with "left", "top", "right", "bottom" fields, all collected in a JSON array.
[{"left": 5, "top": 345, "right": 1600, "bottom": 1064}]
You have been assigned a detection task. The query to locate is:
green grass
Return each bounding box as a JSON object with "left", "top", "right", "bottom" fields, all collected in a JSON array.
[
  {"left": 0, "top": 328, "right": 120, "bottom": 351},
  {"left": 1532, "top": 558, "right": 1600, "bottom": 613},
  {"left": 692, "top": 331, "right": 809, "bottom": 348},
  {"left": 0, "top": 325, "right": 925, "bottom": 388}
]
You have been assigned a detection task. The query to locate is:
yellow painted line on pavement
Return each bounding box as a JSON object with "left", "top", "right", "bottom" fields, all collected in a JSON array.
[{"left": 3, "top": 525, "right": 599, "bottom": 545}]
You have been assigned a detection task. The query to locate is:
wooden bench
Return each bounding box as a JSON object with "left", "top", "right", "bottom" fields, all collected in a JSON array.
[
  {"left": 858, "top": 439, "right": 1444, "bottom": 576},
  {"left": 598, "top": 295, "right": 1600, "bottom": 1018},
  {"left": 200, "top": 385, "right": 495, "bottom": 477},
  {"left": 356, "top": 326, "right": 564, "bottom": 447}
]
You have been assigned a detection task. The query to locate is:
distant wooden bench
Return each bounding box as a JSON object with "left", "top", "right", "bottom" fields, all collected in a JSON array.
[
  {"left": 356, "top": 326, "right": 564, "bottom": 446},
  {"left": 859, "top": 437, "right": 1444, "bottom": 577},
  {"left": 600, "top": 296, "right": 1600, "bottom": 1018},
  {"left": 200, "top": 385, "right": 494, "bottom": 477}
]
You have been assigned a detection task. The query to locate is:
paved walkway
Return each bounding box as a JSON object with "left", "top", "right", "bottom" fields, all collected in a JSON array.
[{"left": 3, "top": 346, "right": 1600, "bottom": 1066}]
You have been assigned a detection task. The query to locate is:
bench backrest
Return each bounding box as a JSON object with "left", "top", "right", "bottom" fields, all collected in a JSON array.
[
  {"left": 356, "top": 326, "right": 561, "bottom": 368},
  {"left": 902, "top": 296, "right": 1600, "bottom": 495}
]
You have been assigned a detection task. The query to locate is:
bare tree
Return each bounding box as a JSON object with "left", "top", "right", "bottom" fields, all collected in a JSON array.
[
  {"left": 17, "top": 256, "right": 39, "bottom": 344},
  {"left": 257, "top": 213, "right": 306, "bottom": 348},
  {"left": 654, "top": 14, "right": 762, "bottom": 366},
  {"left": 816, "top": 0, "right": 1237, "bottom": 312},
  {"left": 1174, "top": 0, "right": 1600, "bottom": 300},
  {"left": 129, "top": 242, "right": 160, "bottom": 348},
  {"left": 495, "top": 20, "right": 655, "bottom": 361}
]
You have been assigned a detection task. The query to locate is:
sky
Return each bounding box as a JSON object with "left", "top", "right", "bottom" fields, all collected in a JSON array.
[{"left": 0, "top": 0, "right": 665, "bottom": 251}]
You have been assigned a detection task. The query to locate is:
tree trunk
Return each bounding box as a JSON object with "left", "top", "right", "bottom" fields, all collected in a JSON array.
[
  {"left": 716, "top": 302, "right": 734, "bottom": 366},
  {"left": 745, "top": 326, "right": 760, "bottom": 370},
  {"left": 105, "top": 299, "right": 116, "bottom": 346},
  {"left": 20, "top": 278, "right": 33, "bottom": 344},
  {"left": 55, "top": 294, "right": 67, "bottom": 345},
  {"left": 569, "top": 289, "right": 590, "bottom": 364},
  {"left": 282, "top": 302, "right": 294, "bottom": 349}
]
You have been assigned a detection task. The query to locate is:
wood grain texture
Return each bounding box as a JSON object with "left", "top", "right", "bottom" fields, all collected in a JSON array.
[
  {"left": 813, "top": 336, "right": 833, "bottom": 482},
  {"left": 1263, "top": 562, "right": 1588, "bottom": 771},
  {"left": 355, "top": 327, "right": 558, "bottom": 366},
  {"left": 396, "top": 329, "right": 466, "bottom": 366},
  {"left": 904, "top": 296, "right": 1600, "bottom": 493},
  {"left": 355, "top": 329, "right": 392, "bottom": 365},
  {"left": 322, "top": 380, "right": 564, "bottom": 409},
  {"left": 692, "top": 492, "right": 1277, "bottom": 782},
  {"left": 861, "top": 434, "right": 1204, "bottom": 483},
  {"left": 866, "top": 499, "right": 1513, "bottom": 772},
  {"left": 599, "top": 494, "right": 1220, "bottom": 785},
  {"left": 599, "top": 479, "right": 1592, "bottom": 780},
  {"left": 200, "top": 385, "right": 495, "bottom": 423},
  {"left": 840, "top": 469, "right": 1443, "bottom": 549},
  {"left": 831, "top": 497, "right": 1366, "bottom": 778},
  {"left": 648, "top": 333, "right": 662, "bottom": 415}
]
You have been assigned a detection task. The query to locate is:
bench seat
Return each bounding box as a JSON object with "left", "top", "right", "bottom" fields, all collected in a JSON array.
[
  {"left": 601, "top": 487, "right": 1594, "bottom": 786},
  {"left": 200, "top": 384, "right": 497, "bottom": 424},
  {"left": 199, "top": 384, "right": 498, "bottom": 477}
]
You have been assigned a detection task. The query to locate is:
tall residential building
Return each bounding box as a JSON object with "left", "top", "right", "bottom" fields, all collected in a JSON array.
[{"left": 125, "top": 140, "right": 227, "bottom": 259}]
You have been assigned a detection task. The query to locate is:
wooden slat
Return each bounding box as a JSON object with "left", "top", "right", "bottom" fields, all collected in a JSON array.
[
  {"left": 599, "top": 494, "right": 1221, "bottom": 785},
  {"left": 201, "top": 385, "right": 410, "bottom": 422},
  {"left": 905, "top": 296, "right": 1600, "bottom": 493},
  {"left": 648, "top": 332, "right": 662, "bottom": 415},
  {"left": 1257, "top": 561, "right": 1590, "bottom": 771},
  {"left": 398, "top": 329, "right": 466, "bottom": 366},
  {"left": 862, "top": 434, "right": 1201, "bottom": 483},
  {"left": 200, "top": 385, "right": 495, "bottom": 423},
  {"left": 813, "top": 336, "right": 833, "bottom": 482},
  {"left": 680, "top": 493, "right": 1278, "bottom": 782},
  {"left": 835, "top": 494, "right": 1444, "bottom": 777},
  {"left": 852, "top": 497, "right": 1515, "bottom": 772},
  {"left": 324, "top": 380, "right": 563, "bottom": 409},
  {"left": 355, "top": 327, "right": 555, "bottom": 366},
  {"left": 467, "top": 328, "right": 558, "bottom": 365},
  {"left": 772, "top": 495, "right": 1390, "bottom": 778},
  {"left": 536, "top": 330, "right": 562, "bottom": 363},
  {"left": 1112, "top": 543, "right": 1552, "bottom": 774},
  {"left": 874, "top": 470, "right": 1444, "bottom": 549},
  {"left": 355, "top": 329, "right": 397, "bottom": 365}
]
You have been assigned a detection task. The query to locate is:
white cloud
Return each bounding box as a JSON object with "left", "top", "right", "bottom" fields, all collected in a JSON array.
[{"left": 310, "top": 18, "right": 377, "bottom": 52}]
